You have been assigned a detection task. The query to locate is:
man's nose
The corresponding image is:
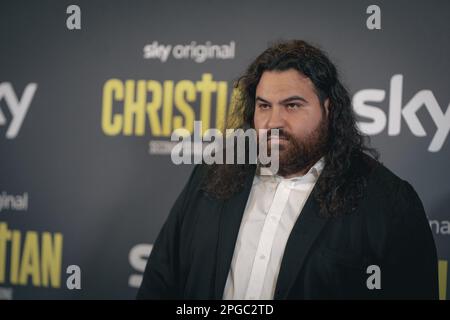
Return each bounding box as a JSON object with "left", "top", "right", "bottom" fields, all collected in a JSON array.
[{"left": 267, "top": 107, "right": 285, "bottom": 129}]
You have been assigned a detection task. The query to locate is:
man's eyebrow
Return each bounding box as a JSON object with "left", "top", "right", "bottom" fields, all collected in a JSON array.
[
  {"left": 279, "top": 95, "right": 308, "bottom": 104},
  {"left": 255, "top": 95, "right": 308, "bottom": 104},
  {"left": 255, "top": 96, "right": 271, "bottom": 104}
]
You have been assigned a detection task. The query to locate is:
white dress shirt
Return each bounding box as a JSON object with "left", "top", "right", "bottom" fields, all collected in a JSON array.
[{"left": 223, "top": 157, "right": 325, "bottom": 300}]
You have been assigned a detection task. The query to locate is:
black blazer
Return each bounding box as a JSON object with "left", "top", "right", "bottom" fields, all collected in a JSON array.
[{"left": 137, "top": 152, "right": 438, "bottom": 299}]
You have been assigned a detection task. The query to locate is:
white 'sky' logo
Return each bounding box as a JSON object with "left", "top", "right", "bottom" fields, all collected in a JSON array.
[
  {"left": 353, "top": 74, "right": 450, "bottom": 152},
  {"left": 0, "top": 82, "right": 37, "bottom": 138}
]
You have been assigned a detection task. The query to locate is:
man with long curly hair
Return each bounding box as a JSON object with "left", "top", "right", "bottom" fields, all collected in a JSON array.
[{"left": 138, "top": 40, "right": 438, "bottom": 299}]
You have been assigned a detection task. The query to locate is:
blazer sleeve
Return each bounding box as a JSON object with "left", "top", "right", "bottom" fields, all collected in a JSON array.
[
  {"left": 382, "top": 180, "right": 439, "bottom": 299},
  {"left": 136, "top": 165, "right": 201, "bottom": 299}
]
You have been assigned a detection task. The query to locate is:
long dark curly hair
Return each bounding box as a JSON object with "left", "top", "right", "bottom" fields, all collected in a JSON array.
[{"left": 202, "top": 39, "right": 379, "bottom": 217}]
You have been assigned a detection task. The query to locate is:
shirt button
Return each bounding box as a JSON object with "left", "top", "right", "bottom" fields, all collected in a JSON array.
[{"left": 260, "top": 254, "right": 265, "bottom": 260}]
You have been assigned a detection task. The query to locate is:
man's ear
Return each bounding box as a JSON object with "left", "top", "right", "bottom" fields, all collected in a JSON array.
[{"left": 324, "top": 98, "right": 330, "bottom": 117}]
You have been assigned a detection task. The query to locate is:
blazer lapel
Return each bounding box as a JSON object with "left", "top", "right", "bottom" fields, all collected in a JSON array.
[
  {"left": 274, "top": 182, "right": 329, "bottom": 299},
  {"left": 213, "top": 166, "right": 256, "bottom": 299}
]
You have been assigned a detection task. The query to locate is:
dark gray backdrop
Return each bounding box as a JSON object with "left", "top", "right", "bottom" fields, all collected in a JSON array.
[{"left": 0, "top": 0, "right": 448, "bottom": 299}]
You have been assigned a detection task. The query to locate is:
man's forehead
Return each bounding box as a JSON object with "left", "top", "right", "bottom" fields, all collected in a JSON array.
[
  {"left": 256, "top": 70, "right": 315, "bottom": 99},
  {"left": 258, "top": 69, "right": 312, "bottom": 86}
]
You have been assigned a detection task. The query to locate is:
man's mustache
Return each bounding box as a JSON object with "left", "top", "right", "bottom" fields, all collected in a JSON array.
[{"left": 266, "top": 129, "right": 293, "bottom": 141}]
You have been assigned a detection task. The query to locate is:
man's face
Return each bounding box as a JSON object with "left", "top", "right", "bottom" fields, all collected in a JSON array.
[{"left": 253, "top": 69, "right": 329, "bottom": 177}]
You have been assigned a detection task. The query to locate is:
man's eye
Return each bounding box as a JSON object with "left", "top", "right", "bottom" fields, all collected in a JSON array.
[
  {"left": 286, "top": 103, "right": 300, "bottom": 109},
  {"left": 258, "top": 104, "right": 270, "bottom": 109}
]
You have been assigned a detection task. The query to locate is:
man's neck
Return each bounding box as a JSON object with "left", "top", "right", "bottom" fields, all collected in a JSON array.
[{"left": 281, "top": 165, "right": 312, "bottom": 179}]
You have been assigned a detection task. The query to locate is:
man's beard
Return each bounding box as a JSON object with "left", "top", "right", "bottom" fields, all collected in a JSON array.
[{"left": 264, "top": 117, "right": 328, "bottom": 177}]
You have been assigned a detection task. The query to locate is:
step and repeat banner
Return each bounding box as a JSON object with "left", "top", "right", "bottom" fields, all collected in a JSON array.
[{"left": 0, "top": 0, "right": 449, "bottom": 299}]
